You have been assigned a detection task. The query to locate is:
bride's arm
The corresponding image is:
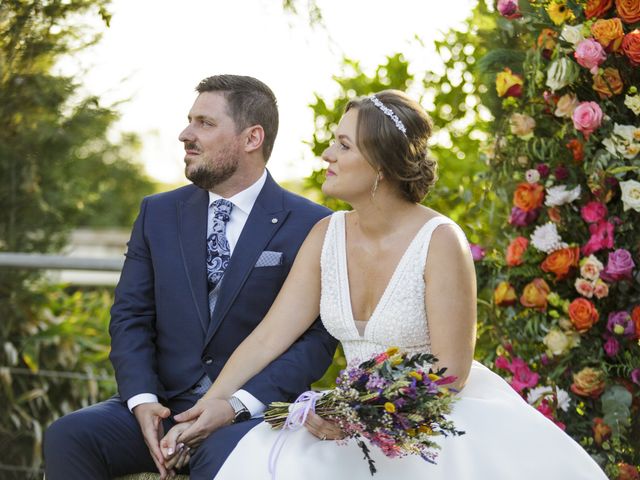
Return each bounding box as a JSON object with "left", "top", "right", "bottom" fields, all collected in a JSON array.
[
  {"left": 424, "top": 224, "right": 477, "bottom": 391},
  {"left": 202, "top": 216, "right": 330, "bottom": 401}
]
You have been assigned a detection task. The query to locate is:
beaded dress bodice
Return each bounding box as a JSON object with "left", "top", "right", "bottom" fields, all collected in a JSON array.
[{"left": 319, "top": 211, "right": 457, "bottom": 365}]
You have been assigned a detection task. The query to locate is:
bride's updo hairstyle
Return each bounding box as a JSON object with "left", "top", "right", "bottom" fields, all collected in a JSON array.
[{"left": 345, "top": 90, "right": 437, "bottom": 203}]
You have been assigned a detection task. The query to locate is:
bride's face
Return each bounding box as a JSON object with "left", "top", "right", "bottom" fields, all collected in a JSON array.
[{"left": 321, "top": 109, "right": 378, "bottom": 202}]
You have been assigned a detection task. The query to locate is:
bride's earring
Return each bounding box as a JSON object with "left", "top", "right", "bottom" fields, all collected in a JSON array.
[{"left": 371, "top": 170, "right": 382, "bottom": 199}]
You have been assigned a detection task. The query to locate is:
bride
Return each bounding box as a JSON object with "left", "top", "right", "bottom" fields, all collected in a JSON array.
[{"left": 162, "top": 90, "right": 607, "bottom": 479}]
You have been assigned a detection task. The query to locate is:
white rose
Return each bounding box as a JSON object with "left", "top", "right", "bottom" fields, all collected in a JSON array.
[
  {"left": 546, "top": 57, "right": 579, "bottom": 92},
  {"left": 544, "top": 328, "right": 571, "bottom": 356},
  {"left": 560, "top": 24, "right": 585, "bottom": 46},
  {"left": 625, "top": 95, "right": 640, "bottom": 116},
  {"left": 603, "top": 124, "right": 640, "bottom": 160},
  {"left": 544, "top": 185, "right": 581, "bottom": 207},
  {"left": 620, "top": 179, "right": 640, "bottom": 212}
]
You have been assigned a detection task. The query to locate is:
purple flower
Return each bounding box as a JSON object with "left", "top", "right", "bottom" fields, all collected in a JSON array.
[
  {"left": 509, "top": 206, "right": 540, "bottom": 227},
  {"left": 632, "top": 369, "right": 640, "bottom": 386},
  {"left": 606, "top": 311, "right": 635, "bottom": 337},
  {"left": 536, "top": 163, "right": 550, "bottom": 178},
  {"left": 554, "top": 164, "right": 569, "bottom": 181},
  {"left": 600, "top": 248, "right": 635, "bottom": 282},
  {"left": 470, "top": 244, "right": 486, "bottom": 261},
  {"left": 497, "top": 0, "right": 521, "bottom": 19},
  {"left": 603, "top": 336, "right": 620, "bottom": 357}
]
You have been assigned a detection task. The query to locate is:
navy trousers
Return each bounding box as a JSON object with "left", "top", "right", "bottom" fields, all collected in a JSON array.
[{"left": 43, "top": 396, "right": 261, "bottom": 480}]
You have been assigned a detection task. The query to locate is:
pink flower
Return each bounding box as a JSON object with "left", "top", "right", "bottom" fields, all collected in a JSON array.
[
  {"left": 603, "top": 336, "right": 620, "bottom": 357},
  {"left": 554, "top": 165, "right": 569, "bottom": 181},
  {"left": 509, "top": 206, "right": 540, "bottom": 227},
  {"left": 536, "top": 163, "right": 551, "bottom": 177},
  {"left": 581, "top": 201, "right": 608, "bottom": 223},
  {"left": 632, "top": 369, "right": 640, "bottom": 386},
  {"left": 582, "top": 220, "right": 614, "bottom": 256},
  {"left": 600, "top": 248, "right": 635, "bottom": 282},
  {"left": 495, "top": 355, "right": 511, "bottom": 370},
  {"left": 572, "top": 101, "right": 603, "bottom": 139},
  {"left": 497, "top": 0, "right": 522, "bottom": 19},
  {"left": 470, "top": 244, "right": 486, "bottom": 261},
  {"left": 593, "top": 279, "right": 609, "bottom": 299},
  {"left": 511, "top": 362, "right": 540, "bottom": 393},
  {"left": 574, "top": 39, "right": 607, "bottom": 74},
  {"left": 575, "top": 278, "right": 595, "bottom": 298}
]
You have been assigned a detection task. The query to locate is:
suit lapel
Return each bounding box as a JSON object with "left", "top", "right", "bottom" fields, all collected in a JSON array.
[
  {"left": 177, "top": 187, "right": 210, "bottom": 334},
  {"left": 205, "top": 173, "right": 289, "bottom": 344}
]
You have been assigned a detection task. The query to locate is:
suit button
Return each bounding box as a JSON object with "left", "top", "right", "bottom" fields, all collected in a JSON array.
[{"left": 203, "top": 356, "right": 213, "bottom": 365}]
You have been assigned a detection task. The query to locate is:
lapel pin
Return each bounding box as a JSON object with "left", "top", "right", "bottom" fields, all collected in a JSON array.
[{"left": 271, "top": 218, "right": 278, "bottom": 224}]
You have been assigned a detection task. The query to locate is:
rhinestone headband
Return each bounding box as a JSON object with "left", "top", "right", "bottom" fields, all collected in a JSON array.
[{"left": 369, "top": 95, "right": 407, "bottom": 136}]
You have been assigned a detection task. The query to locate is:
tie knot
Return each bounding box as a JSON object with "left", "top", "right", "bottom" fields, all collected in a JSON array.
[{"left": 212, "top": 199, "right": 233, "bottom": 223}]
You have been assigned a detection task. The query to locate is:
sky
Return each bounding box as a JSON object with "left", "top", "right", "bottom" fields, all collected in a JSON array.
[{"left": 58, "top": 0, "right": 476, "bottom": 185}]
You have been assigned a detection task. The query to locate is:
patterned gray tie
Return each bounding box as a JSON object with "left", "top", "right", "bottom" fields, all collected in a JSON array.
[{"left": 207, "top": 199, "right": 233, "bottom": 319}]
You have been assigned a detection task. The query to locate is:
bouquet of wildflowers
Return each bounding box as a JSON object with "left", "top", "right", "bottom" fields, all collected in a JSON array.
[{"left": 264, "top": 347, "right": 464, "bottom": 475}]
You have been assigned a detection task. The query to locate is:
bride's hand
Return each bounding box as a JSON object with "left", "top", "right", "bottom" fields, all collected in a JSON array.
[
  {"left": 304, "top": 411, "right": 345, "bottom": 441},
  {"left": 160, "top": 421, "right": 194, "bottom": 470}
]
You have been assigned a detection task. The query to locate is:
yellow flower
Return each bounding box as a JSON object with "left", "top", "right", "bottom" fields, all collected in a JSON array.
[
  {"left": 386, "top": 346, "right": 399, "bottom": 355},
  {"left": 546, "top": 0, "right": 575, "bottom": 25},
  {"left": 496, "top": 68, "right": 523, "bottom": 98},
  {"left": 428, "top": 373, "right": 441, "bottom": 381},
  {"left": 407, "top": 428, "right": 417, "bottom": 437},
  {"left": 408, "top": 371, "right": 423, "bottom": 381},
  {"left": 384, "top": 402, "right": 396, "bottom": 413},
  {"left": 418, "top": 425, "right": 433, "bottom": 434}
]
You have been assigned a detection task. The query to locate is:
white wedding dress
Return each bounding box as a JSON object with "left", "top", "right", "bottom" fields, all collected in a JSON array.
[{"left": 215, "top": 212, "right": 607, "bottom": 479}]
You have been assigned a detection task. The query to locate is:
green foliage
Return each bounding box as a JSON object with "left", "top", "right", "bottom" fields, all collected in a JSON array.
[{"left": 0, "top": 1, "right": 154, "bottom": 476}]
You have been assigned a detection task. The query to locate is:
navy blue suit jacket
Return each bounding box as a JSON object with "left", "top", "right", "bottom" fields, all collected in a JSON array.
[{"left": 109, "top": 172, "right": 337, "bottom": 406}]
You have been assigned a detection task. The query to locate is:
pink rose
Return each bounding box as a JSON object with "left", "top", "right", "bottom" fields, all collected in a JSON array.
[
  {"left": 572, "top": 101, "right": 603, "bottom": 139},
  {"left": 581, "top": 201, "right": 608, "bottom": 223},
  {"left": 601, "top": 248, "right": 635, "bottom": 282},
  {"left": 469, "top": 244, "right": 486, "bottom": 261},
  {"left": 574, "top": 39, "right": 607, "bottom": 74},
  {"left": 603, "top": 336, "right": 619, "bottom": 357},
  {"left": 593, "top": 279, "right": 609, "bottom": 299},
  {"left": 498, "top": 0, "right": 522, "bottom": 19},
  {"left": 582, "top": 220, "right": 614, "bottom": 256}
]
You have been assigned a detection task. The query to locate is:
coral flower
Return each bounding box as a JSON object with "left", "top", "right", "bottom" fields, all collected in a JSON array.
[
  {"left": 520, "top": 278, "right": 551, "bottom": 310},
  {"left": 585, "top": 0, "right": 613, "bottom": 18},
  {"left": 506, "top": 236, "right": 529, "bottom": 267},
  {"left": 568, "top": 298, "right": 599, "bottom": 332},
  {"left": 616, "top": 0, "right": 640, "bottom": 23},
  {"left": 513, "top": 182, "right": 545, "bottom": 212},
  {"left": 591, "top": 18, "right": 625, "bottom": 51},
  {"left": 541, "top": 246, "right": 580, "bottom": 280}
]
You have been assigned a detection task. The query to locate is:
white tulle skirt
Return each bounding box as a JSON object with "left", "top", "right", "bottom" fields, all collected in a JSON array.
[{"left": 215, "top": 361, "right": 607, "bottom": 480}]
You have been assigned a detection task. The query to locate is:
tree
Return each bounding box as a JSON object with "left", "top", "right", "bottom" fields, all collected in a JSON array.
[{"left": 0, "top": 1, "right": 155, "bottom": 476}]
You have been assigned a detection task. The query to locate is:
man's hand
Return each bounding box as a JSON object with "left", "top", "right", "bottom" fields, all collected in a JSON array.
[
  {"left": 172, "top": 397, "right": 235, "bottom": 447},
  {"left": 161, "top": 421, "right": 194, "bottom": 472},
  {"left": 133, "top": 402, "right": 171, "bottom": 479}
]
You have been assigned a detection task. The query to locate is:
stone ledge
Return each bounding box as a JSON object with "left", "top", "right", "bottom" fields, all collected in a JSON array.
[{"left": 115, "top": 474, "right": 189, "bottom": 480}]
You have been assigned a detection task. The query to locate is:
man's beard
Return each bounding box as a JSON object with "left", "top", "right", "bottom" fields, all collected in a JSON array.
[{"left": 185, "top": 148, "right": 240, "bottom": 191}]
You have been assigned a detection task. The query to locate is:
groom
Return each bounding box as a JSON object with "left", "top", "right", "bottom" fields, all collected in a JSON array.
[{"left": 44, "top": 74, "right": 337, "bottom": 480}]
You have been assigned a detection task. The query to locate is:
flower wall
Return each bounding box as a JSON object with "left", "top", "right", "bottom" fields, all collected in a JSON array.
[{"left": 482, "top": 0, "right": 639, "bottom": 477}]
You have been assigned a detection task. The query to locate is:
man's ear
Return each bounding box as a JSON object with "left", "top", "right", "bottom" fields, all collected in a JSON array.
[{"left": 244, "top": 125, "right": 265, "bottom": 154}]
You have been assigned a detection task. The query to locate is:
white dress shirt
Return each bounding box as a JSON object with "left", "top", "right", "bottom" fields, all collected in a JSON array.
[{"left": 128, "top": 170, "right": 268, "bottom": 416}]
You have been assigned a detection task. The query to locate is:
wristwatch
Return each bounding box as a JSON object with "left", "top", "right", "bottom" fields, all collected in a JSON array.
[{"left": 228, "top": 396, "right": 251, "bottom": 423}]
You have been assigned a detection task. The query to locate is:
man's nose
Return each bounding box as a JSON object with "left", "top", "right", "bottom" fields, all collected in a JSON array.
[{"left": 179, "top": 124, "right": 194, "bottom": 143}]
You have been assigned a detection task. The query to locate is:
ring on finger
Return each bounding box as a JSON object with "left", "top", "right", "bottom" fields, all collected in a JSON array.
[{"left": 321, "top": 434, "right": 327, "bottom": 440}]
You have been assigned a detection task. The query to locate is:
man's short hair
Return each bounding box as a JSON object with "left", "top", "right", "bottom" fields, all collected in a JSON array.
[{"left": 196, "top": 75, "right": 279, "bottom": 162}]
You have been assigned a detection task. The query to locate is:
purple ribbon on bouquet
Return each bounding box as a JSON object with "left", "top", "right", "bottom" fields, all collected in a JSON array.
[{"left": 268, "top": 390, "right": 323, "bottom": 480}]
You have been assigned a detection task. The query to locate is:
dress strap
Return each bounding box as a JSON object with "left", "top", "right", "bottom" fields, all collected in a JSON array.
[{"left": 415, "top": 217, "right": 464, "bottom": 271}]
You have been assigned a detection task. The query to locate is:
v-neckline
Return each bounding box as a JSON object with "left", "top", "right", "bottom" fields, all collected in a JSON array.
[{"left": 337, "top": 212, "right": 443, "bottom": 340}]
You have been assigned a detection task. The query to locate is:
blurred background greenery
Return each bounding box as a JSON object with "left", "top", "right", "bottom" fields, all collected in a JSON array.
[{"left": 1, "top": 0, "right": 498, "bottom": 477}]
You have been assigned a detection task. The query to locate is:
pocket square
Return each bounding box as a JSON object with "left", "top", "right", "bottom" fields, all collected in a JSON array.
[{"left": 255, "top": 250, "right": 283, "bottom": 267}]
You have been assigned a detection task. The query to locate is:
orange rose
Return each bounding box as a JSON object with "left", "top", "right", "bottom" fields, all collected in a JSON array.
[
  {"left": 494, "top": 281, "right": 517, "bottom": 306},
  {"left": 617, "top": 462, "right": 640, "bottom": 480},
  {"left": 568, "top": 298, "right": 599, "bottom": 332},
  {"left": 593, "top": 67, "right": 624, "bottom": 99},
  {"left": 622, "top": 30, "right": 640, "bottom": 66},
  {"left": 591, "top": 18, "right": 625, "bottom": 51},
  {"left": 537, "top": 28, "right": 558, "bottom": 58},
  {"left": 616, "top": 0, "right": 640, "bottom": 23},
  {"left": 520, "top": 278, "right": 550, "bottom": 310},
  {"left": 570, "top": 367, "right": 605, "bottom": 398},
  {"left": 592, "top": 418, "right": 612, "bottom": 446},
  {"left": 585, "top": 0, "right": 613, "bottom": 18},
  {"left": 566, "top": 138, "right": 584, "bottom": 163},
  {"left": 506, "top": 236, "right": 529, "bottom": 267},
  {"left": 631, "top": 305, "right": 640, "bottom": 339},
  {"left": 541, "top": 246, "right": 580, "bottom": 279},
  {"left": 513, "top": 182, "right": 545, "bottom": 212}
]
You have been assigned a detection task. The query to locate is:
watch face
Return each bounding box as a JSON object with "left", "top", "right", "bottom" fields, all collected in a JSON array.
[{"left": 235, "top": 410, "right": 251, "bottom": 422}]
